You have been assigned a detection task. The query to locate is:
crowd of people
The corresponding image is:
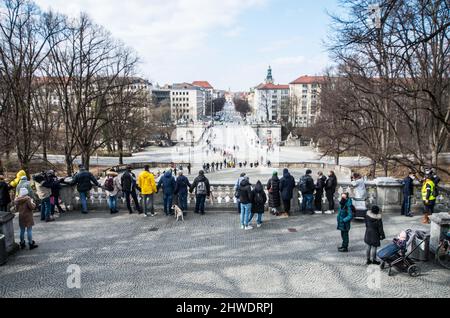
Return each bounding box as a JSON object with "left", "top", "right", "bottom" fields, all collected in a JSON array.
[{"left": 0, "top": 164, "right": 443, "bottom": 265}]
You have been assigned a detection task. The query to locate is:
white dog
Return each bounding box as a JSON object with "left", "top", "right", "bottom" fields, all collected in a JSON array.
[{"left": 172, "top": 204, "right": 184, "bottom": 222}]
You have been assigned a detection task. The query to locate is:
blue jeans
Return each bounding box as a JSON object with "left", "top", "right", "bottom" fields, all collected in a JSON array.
[
  {"left": 401, "top": 195, "right": 412, "bottom": 215},
  {"left": 79, "top": 192, "right": 88, "bottom": 213},
  {"left": 108, "top": 196, "right": 117, "bottom": 211},
  {"left": 40, "top": 197, "right": 51, "bottom": 220},
  {"left": 19, "top": 226, "right": 32, "bottom": 243},
  {"left": 178, "top": 192, "right": 188, "bottom": 212},
  {"left": 195, "top": 194, "right": 206, "bottom": 214},
  {"left": 301, "top": 193, "right": 314, "bottom": 212},
  {"left": 240, "top": 203, "right": 252, "bottom": 226},
  {"left": 143, "top": 194, "right": 154, "bottom": 215},
  {"left": 163, "top": 193, "right": 173, "bottom": 215},
  {"left": 249, "top": 213, "right": 263, "bottom": 225}
]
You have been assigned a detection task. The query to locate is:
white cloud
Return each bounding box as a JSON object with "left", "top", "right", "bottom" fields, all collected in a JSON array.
[{"left": 34, "top": 0, "right": 267, "bottom": 85}]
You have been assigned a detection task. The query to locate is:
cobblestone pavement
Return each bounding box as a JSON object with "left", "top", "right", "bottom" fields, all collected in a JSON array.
[{"left": 1, "top": 210, "right": 449, "bottom": 298}]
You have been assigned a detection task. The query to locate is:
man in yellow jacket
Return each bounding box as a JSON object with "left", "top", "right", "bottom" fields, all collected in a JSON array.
[
  {"left": 421, "top": 173, "right": 436, "bottom": 224},
  {"left": 138, "top": 165, "right": 157, "bottom": 217}
]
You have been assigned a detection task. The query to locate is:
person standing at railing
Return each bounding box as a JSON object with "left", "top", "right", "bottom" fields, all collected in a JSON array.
[
  {"left": 421, "top": 173, "right": 436, "bottom": 225},
  {"left": 325, "top": 171, "right": 338, "bottom": 213},
  {"left": 190, "top": 170, "right": 211, "bottom": 215},
  {"left": 121, "top": 165, "right": 142, "bottom": 214},
  {"left": 174, "top": 171, "right": 191, "bottom": 215},
  {"left": 70, "top": 165, "right": 100, "bottom": 215},
  {"left": 103, "top": 169, "right": 121, "bottom": 215},
  {"left": 401, "top": 172, "right": 415, "bottom": 218},
  {"left": 157, "top": 170, "right": 176, "bottom": 216},
  {"left": 138, "top": 165, "right": 157, "bottom": 217}
]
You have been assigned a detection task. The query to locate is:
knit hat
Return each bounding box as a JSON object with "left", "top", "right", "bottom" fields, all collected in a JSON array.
[
  {"left": 19, "top": 188, "right": 28, "bottom": 197},
  {"left": 306, "top": 169, "right": 312, "bottom": 175},
  {"left": 371, "top": 205, "right": 380, "bottom": 214}
]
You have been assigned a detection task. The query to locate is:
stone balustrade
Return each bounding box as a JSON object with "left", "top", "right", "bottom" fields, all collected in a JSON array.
[{"left": 58, "top": 178, "right": 450, "bottom": 214}]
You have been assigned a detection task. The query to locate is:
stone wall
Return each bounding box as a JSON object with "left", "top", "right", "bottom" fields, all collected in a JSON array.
[{"left": 58, "top": 178, "right": 450, "bottom": 214}]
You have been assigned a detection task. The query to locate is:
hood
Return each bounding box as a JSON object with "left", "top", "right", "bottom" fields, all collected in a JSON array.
[
  {"left": 196, "top": 174, "right": 206, "bottom": 182},
  {"left": 367, "top": 211, "right": 382, "bottom": 220},
  {"left": 240, "top": 178, "right": 250, "bottom": 187},
  {"left": 254, "top": 181, "right": 263, "bottom": 192},
  {"left": 283, "top": 169, "right": 290, "bottom": 178},
  {"left": 20, "top": 176, "right": 28, "bottom": 181},
  {"left": 16, "top": 170, "right": 27, "bottom": 179},
  {"left": 164, "top": 171, "right": 172, "bottom": 178},
  {"left": 14, "top": 196, "right": 30, "bottom": 204}
]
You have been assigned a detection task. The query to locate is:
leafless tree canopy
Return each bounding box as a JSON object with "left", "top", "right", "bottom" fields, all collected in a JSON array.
[{"left": 315, "top": 0, "right": 449, "bottom": 177}]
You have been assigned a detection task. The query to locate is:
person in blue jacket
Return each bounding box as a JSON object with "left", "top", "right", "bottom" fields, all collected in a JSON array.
[
  {"left": 401, "top": 172, "right": 415, "bottom": 217},
  {"left": 174, "top": 171, "right": 191, "bottom": 214},
  {"left": 157, "top": 170, "right": 176, "bottom": 216},
  {"left": 337, "top": 193, "right": 353, "bottom": 252}
]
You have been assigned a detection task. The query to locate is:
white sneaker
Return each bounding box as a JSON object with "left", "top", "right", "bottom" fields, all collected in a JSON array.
[
  {"left": 240, "top": 225, "right": 245, "bottom": 229},
  {"left": 315, "top": 210, "right": 322, "bottom": 214},
  {"left": 257, "top": 224, "right": 262, "bottom": 228},
  {"left": 245, "top": 225, "right": 253, "bottom": 230}
]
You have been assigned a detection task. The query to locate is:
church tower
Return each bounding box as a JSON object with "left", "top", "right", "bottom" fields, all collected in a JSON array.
[{"left": 265, "top": 66, "right": 274, "bottom": 84}]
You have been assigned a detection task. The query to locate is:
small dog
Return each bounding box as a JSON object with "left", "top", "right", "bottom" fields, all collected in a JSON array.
[{"left": 172, "top": 204, "right": 184, "bottom": 222}]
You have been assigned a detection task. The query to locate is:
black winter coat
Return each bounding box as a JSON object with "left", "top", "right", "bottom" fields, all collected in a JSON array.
[
  {"left": 316, "top": 175, "right": 327, "bottom": 193},
  {"left": 0, "top": 181, "right": 11, "bottom": 206},
  {"left": 71, "top": 170, "right": 99, "bottom": 193},
  {"left": 364, "top": 212, "right": 386, "bottom": 247},
  {"left": 267, "top": 176, "right": 281, "bottom": 208},
  {"left": 252, "top": 182, "right": 267, "bottom": 213},
  {"left": 280, "top": 171, "right": 296, "bottom": 201},
  {"left": 190, "top": 175, "right": 211, "bottom": 196},
  {"left": 325, "top": 175, "right": 338, "bottom": 193},
  {"left": 239, "top": 179, "right": 253, "bottom": 204},
  {"left": 121, "top": 171, "right": 137, "bottom": 192}
]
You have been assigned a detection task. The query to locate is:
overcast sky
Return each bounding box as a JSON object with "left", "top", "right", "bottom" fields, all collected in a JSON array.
[{"left": 34, "top": 0, "right": 341, "bottom": 91}]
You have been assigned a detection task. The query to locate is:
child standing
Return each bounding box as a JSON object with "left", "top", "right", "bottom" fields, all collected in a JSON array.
[
  {"left": 364, "top": 205, "right": 385, "bottom": 265},
  {"left": 337, "top": 193, "right": 353, "bottom": 252},
  {"left": 103, "top": 170, "right": 121, "bottom": 214},
  {"left": 15, "top": 188, "right": 38, "bottom": 250},
  {"left": 249, "top": 180, "right": 267, "bottom": 228}
]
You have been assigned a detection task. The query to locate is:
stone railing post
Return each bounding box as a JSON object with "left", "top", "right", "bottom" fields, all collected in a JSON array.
[
  {"left": 0, "top": 212, "right": 18, "bottom": 254},
  {"left": 374, "top": 178, "right": 402, "bottom": 213},
  {"left": 429, "top": 213, "right": 450, "bottom": 253}
]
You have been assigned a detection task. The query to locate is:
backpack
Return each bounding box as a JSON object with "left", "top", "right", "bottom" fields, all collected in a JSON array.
[
  {"left": 197, "top": 181, "right": 207, "bottom": 195},
  {"left": 299, "top": 176, "right": 308, "bottom": 193},
  {"left": 105, "top": 177, "right": 114, "bottom": 192},
  {"left": 254, "top": 191, "right": 265, "bottom": 205}
]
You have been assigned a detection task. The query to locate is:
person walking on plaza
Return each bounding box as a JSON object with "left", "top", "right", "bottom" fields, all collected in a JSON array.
[
  {"left": 138, "top": 165, "right": 157, "bottom": 217},
  {"left": 267, "top": 171, "right": 281, "bottom": 215},
  {"left": 34, "top": 172, "right": 55, "bottom": 222},
  {"left": 239, "top": 177, "right": 253, "bottom": 230},
  {"left": 280, "top": 168, "right": 295, "bottom": 216},
  {"left": 337, "top": 193, "right": 353, "bottom": 252},
  {"left": 0, "top": 175, "right": 11, "bottom": 212},
  {"left": 249, "top": 180, "right": 267, "bottom": 228},
  {"left": 175, "top": 171, "right": 191, "bottom": 214},
  {"left": 401, "top": 172, "right": 415, "bottom": 217},
  {"left": 421, "top": 173, "right": 436, "bottom": 224},
  {"left": 70, "top": 165, "right": 100, "bottom": 215},
  {"left": 299, "top": 169, "right": 315, "bottom": 215},
  {"left": 121, "top": 165, "right": 142, "bottom": 214},
  {"left": 103, "top": 169, "right": 121, "bottom": 214},
  {"left": 190, "top": 170, "right": 211, "bottom": 215},
  {"left": 325, "top": 171, "right": 338, "bottom": 213},
  {"left": 187, "top": 163, "right": 191, "bottom": 175},
  {"left": 314, "top": 171, "right": 327, "bottom": 213},
  {"left": 15, "top": 188, "right": 38, "bottom": 250},
  {"left": 157, "top": 170, "right": 176, "bottom": 216},
  {"left": 364, "top": 205, "right": 385, "bottom": 265},
  {"left": 235, "top": 173, "right": 246, "bottom": 215}
]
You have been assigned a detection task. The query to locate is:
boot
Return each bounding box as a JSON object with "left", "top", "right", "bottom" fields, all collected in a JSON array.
[
  {"left": 46, "top": 217, "right": 55, "bottom": 223},
  {"left": 20, "top": 241, "right": 26, "bottom": 250},
  {"left": 29, "top": 241, "right": 38, "bottom": 250},
  {"left": 366, "top": 259, "right": 372, "bottom": 265},
  {"left": 421, "top": 213, "right": 430, "bottom": 224}
]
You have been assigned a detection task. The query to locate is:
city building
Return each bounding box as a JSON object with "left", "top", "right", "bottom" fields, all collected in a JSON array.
[
  {"left": 170, "top": 83, "right": 206, "bottom": 123},
  {"left": 253, "top": 66, "right": 289, "bottom": 123},
  {"left": 289, "top": 75, "right": 325, "bottom": 127},
  {"left": 192, "top": 81, "right": 214, "bottom": 116},
  {"left": 150, "top": 85, "right": 171, "bottom": 107}
]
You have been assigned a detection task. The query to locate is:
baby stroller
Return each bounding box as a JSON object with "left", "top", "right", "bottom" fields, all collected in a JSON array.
[{"left": 377, "top": 229, "right": 427, "bottom": 277}]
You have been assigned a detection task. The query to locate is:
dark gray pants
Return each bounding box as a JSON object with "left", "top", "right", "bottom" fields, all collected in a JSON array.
[{"left": 366, "top": 244, "right": 378, "bottom": 261}]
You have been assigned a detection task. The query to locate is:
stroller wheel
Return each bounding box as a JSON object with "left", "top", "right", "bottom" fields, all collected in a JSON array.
[
  {"left": 380, "top": 262, "right": 385, "bottom": 270},
  {"left": 407, "top": 265, "right": 421, "bottom": 277}
]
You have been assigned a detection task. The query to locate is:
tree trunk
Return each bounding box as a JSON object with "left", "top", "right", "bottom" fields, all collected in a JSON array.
[
  {"left": 118, "top": 139, "right": 124, "bottom": 165},
  {"left": 42, "top": 138, "right": 48, "bottom": 162},
  {"left": 81, "top": 151, "right": 90, "bottom": 171},
  {"left": 65, "top": 151, "right": 74, "bottom": 176}
]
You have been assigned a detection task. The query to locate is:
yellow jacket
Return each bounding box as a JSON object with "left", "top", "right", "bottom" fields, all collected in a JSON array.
[
  {"left": 10, "top": 170, "right": 27, "bottom": 188},
  {"left": 138, "top": 171, "right": 157, "bottom": 195},
  {"left": 421, "top": 179, "right": 436, "bottom": 201}
]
